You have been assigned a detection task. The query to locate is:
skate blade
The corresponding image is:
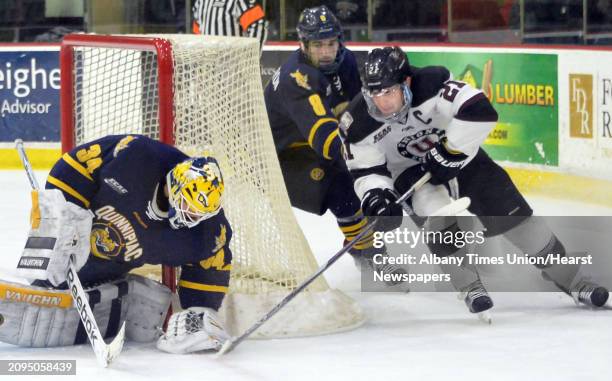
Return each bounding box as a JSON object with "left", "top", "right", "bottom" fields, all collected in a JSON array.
[{"left": 478, "top": 311, "right": 492, "bottom": 325}]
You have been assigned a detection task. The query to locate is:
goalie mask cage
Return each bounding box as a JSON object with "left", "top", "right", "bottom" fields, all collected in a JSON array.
[{"left": 60, "top": 34, "right": 364, "bottom": 338}]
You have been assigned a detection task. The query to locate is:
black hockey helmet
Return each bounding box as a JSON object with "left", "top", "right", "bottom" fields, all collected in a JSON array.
[
  {"left": 297, "top": 5, "right": 343, "bottom": 42},
  {"left": 296, "top": 5, "right": 346, "bottom": 74},
  {"left": 362, "top": 46, "right": 413, "bottom": 94},
  {"left": 362, "top": 46, "right": 414, "bottom": 123}
]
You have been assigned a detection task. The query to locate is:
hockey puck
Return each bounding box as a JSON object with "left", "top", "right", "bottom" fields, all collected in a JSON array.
[{"left": 0, "top": 313, "right": 4, "bottom": 326}]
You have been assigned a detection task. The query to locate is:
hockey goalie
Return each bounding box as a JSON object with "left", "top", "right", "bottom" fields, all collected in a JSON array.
[{"left": 0, "top": 135, "right": 232, "bottom": 354}]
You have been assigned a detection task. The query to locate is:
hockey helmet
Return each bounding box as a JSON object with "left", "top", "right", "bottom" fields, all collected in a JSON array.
[
  {"left": 166, "top": 156, "right": 225, "bottom": 229},
  {"left": 362, "top": 46, "right": 414, "bottom": 123},
  {"left": 296, "top": 5, "right": 346, "bottom": 74}
]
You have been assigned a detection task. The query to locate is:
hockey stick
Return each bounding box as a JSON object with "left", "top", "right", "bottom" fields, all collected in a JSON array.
[
  {"left": 15, "top": 139, "right": 125, "bottom": 367},
  {"left": 218, "top": 172, "right": 434, "bottom": 356}
]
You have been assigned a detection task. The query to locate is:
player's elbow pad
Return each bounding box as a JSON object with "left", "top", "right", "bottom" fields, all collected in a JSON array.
[{"left": 456, "top": 96, "right": 498, "bottom": 123}]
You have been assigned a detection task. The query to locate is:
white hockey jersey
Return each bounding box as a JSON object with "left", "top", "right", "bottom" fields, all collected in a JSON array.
[{"left": 339, "top": 66, "right": 498, "bottom": 199}]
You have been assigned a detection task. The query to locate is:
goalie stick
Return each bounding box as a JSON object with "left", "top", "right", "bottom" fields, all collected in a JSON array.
[
  {"left": 15, "top": 139, "right": 126, "bottom": 367},
  {"left": 219, "top": 173, "right": 471, "bottom": 355}
]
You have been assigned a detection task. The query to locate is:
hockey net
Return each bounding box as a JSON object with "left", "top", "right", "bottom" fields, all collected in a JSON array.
[{"left": 60, "top": 34, "right": 364, "bottom": 338}]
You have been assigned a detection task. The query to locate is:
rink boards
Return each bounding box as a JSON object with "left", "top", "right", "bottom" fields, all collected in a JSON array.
[{"left": 0, "top": 41, "right": 611, "bottom": 204}]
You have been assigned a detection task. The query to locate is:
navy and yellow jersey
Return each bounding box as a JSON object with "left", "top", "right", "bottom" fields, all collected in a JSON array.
[
  {"left": 264, "top": 48, "right": 361, "bottom": 162},
  {"left": 45, "top": 134, "right": 233, "bottom": 310}
]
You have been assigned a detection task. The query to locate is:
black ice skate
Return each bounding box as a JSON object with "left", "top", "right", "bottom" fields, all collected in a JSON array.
[
  {"left": 460, "top": 280, "right": 493, "bottom": 324},
  {"left": 570, "top": 280, "right": 609, "bottom": 308},
  {"left": 349, "top": 243, "right": 409, "bottom": 289}
]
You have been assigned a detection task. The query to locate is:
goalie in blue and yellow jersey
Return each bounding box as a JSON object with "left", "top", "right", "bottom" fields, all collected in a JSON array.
[
  {"left": 1, "top": 134, "right": 232, "bottom": 354},
  {"left": 263, "top": 6, "right": 407, "bottom": 285}
]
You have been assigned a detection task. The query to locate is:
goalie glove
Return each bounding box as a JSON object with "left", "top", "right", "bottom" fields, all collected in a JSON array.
[
  {"left": 156, "top": 307, "right": 230, "bottom": 354},
  {"left": 16, "top": 189, "right": 93, "bottom": 287},
  {"left": 422, "top": 138, "right": 468, "bottom": 185}
]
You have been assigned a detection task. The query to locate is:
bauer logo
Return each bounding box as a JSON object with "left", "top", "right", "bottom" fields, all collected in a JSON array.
[{"left": 569, "top": 74, "right": 593, "bottom": 139}]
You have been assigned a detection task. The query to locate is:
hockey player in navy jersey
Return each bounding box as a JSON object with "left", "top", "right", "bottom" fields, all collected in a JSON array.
[
  {"left": 0, "top": 135, "right": 231, "bottom": 353},
  {"left": 263, "top": 6, "right": 406, "bottom": 284},
  {"left": 339, "top": 46, "right": 609, "bottom": 315}
]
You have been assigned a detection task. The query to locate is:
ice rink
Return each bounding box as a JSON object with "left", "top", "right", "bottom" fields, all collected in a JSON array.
[{"left": 1, "top": 169, "right": 611, "bottom": 381}]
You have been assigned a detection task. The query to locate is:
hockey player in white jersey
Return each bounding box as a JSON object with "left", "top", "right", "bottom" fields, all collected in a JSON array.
[{"left": 339, "top": 46, "right": 609, "bottom": 315}]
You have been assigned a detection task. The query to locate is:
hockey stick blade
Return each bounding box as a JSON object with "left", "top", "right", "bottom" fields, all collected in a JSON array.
[
  {"left": 430, "top": 197, "right": 471, "bottom": 217},
  {"left": 217, "top": 173, "right": 432, "bottom": 357},
  {"left": 15, "top": 140, "right": 125, "bottom": 367},
  {"left": 478, "top": 311, "right": 492, "bottom": 325}
]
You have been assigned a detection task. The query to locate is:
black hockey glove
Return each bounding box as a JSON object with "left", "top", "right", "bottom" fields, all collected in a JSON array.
[
  {"left": 423, "top": 139, "right": 468, "bottom": 185},
  {"left": 361, "top": 188, "right": 403, "bottom": 232},
  {"left": 394, "top": 165, "right": 427, "bottom": 195}
]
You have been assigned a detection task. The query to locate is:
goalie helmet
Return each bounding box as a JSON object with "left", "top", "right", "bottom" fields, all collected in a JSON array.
[
  {"left": 296, "top": 5, "right": 346, "bottom": 74},
  {"left": 166, "top": 156, "right": 225, "bottom": 229},
  {"left": 362, "top": 46, "right": 414, "bottom": 124}
]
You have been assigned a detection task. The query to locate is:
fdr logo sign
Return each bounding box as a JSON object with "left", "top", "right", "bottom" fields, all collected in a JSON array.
[{"left": 569, "top": 74, "right": 593, "bottom": 139}]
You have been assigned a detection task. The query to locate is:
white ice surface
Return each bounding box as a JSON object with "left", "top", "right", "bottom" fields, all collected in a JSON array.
[{"left": 0, "top": 170, "right": 611, "bottom": 381}]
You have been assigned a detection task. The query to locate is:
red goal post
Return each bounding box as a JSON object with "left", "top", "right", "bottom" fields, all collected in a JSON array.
[{"left": 59, "top": 33, "right": 364, "bottom": 338}]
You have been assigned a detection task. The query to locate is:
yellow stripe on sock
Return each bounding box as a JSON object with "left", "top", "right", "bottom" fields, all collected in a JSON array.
[
  {"left": 178, "top": 280, "right": 228, "bottom": 293},
  {"left": 340, "top": 218, "right": 368, "bottom": 234}
]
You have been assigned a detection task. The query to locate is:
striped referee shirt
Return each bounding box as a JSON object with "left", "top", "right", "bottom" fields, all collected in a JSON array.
[{"left": 192, "top": 0, "right": 268, "bottom": 49}]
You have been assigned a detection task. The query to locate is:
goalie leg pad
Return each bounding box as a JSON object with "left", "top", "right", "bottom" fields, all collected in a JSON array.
[
  {"left": 0, "top": 275, "right": 171, "bottom": 347},
  {"left": 0, "top": 282, "right": 78, "bottom": 347},
  {"left": 124, "top": 274, "right": 172, "bottom": 342}
]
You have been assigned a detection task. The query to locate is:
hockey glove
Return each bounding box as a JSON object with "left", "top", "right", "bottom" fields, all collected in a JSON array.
[
  {"left": 157, "top": 307, "right": 230, "bottom": 354},
  {"left": 423, "top": 138, "right": 468, "bottom": 185},
  {"left": 17, "top": 189, "right": 93, "bottom": 287},
  {"left": 394, "top": 165, "right": 427, "bottom": 195},
  {"left": 361, "top": 188, "right": 403, "bottom": 232}
]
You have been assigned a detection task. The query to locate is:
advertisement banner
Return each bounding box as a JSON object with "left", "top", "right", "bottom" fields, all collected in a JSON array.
[
  {"left": 406, "top": 52, "right": 559, "bottom": 166},
  {"left": 0, "top": 49, "right": 61, "bottom": 142},
  {"left": 598, "top": 73, "right": 612, "bottom": 149}
]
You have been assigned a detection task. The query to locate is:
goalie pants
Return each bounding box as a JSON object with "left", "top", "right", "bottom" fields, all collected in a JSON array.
[{"left": 33, "top": 254, "right": 230, "bottom": 311}]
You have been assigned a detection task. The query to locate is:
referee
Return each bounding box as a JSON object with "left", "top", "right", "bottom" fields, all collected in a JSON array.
[{"left": 192, "top": 0, "right": 268, "bottom": 50}]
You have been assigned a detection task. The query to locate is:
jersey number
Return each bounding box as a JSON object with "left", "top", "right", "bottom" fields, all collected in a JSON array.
[
  {"left": 308, "top": 94, "right": 327, "bottom": 116},
  {"left": 76, "top": 144, "right": 102, "bottom": 174},
  {"left": 441, "top": 80, "right": 466, "bottom": 102}
]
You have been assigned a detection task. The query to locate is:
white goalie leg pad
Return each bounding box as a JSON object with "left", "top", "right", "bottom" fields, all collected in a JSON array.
[
  {"left": 124, "top": 274, "right": 172, "bottom": 342},
  {"left": 0, "top": 280, "right": 77, "bottom": 347},
  {"left": 0, "top": 275, "right": 171, "bottom": 347},
  {"left": 0, "top": 279, "right": 124, "bottom": 347},
  {"left": 157, "top": 307, "right": 230, "bottom": 354}
]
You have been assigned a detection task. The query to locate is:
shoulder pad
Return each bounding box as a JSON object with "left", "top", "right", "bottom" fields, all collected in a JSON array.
[
  {"left": 339, "top": 93, "right": 384, "bottom": 144},
  {"left": 410, "top": 66, "right": 451, "bottom": 107},
  {"left": 280, "top": 59, "right": 324, "bottom": 94}
]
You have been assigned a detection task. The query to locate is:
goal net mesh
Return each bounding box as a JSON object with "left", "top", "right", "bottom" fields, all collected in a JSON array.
[{"left": 63, "top": 34, "right": 364, "bottom": 338}]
